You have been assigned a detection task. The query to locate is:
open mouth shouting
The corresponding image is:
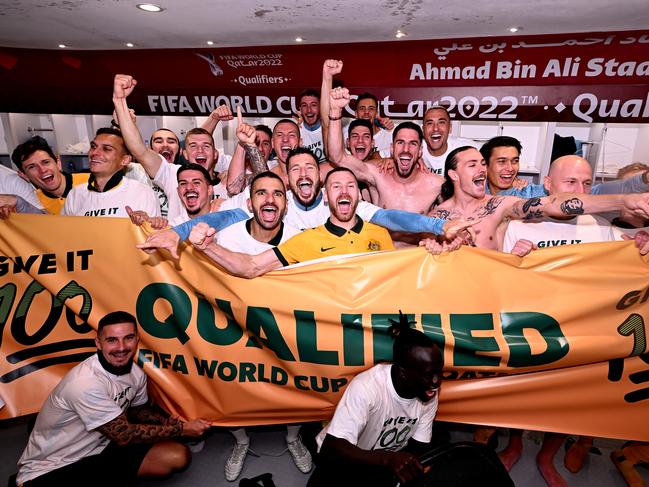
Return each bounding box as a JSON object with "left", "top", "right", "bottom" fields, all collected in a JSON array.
[
  {"left": 279, "top": 145, "right": 292, "bottom": 161},
  {"left": 38, "top": 172, "right": 58, "bottom": 191},
  {"left": 159, "top": 149, "right": 174, "bottom": 162},
  {"left": 183, "top": 190, "right": 200, "bottom": 208},
  {"left": 260, "top": 204, "right": 279, "bottom": 223},
  {"left": 295, "top": 177, "right": 314, "bottom": 200},
  {"left": 472, "top": 172, "right": 487, "bottom": 190},
  {"left": 335, "top": 195, "right": 354, "bottom": 217},
  {"left": 193, "top": 154, "right": 208, "bottom": 167}
]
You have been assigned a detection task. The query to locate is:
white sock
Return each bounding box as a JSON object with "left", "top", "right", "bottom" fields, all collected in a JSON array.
[
  {"left": 286, "top": 424, "right": 300, "bottom": 442},
  {"left": 230, "top": 427, "right": 250, "bottom": 445}
]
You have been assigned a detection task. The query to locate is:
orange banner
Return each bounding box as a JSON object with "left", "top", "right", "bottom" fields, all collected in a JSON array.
[{"left": 0, "top": 214, "right": 648, "bottom": 441}]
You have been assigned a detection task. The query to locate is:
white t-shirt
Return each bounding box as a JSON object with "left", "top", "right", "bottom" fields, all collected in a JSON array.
[
  {"left": 373, "top": 127, "right": 393, "bottom": 158},
  {"left": 152, "top": 157, "right": 186, "bottom": 223},
  {"left": 17, "top": 354, "right": 148, "bottom": 483},
  {"left": 125, "top": 162, "right": 169, "bottom": 217},
  {"left": 503, "top": 214, "right": 615, "bottom": 253},
  {"left": 217, "top": 219, "right": 301, "bottom": 254},
  {"left": 421, "top": 137, "right": 476, "bottom": 175},
  {"left": 301, "top": 125, "right": 326, "bottom": 163},
  {"left": 62, "top": 176, "right": 160, "bottom": 218},
  {"left": 316, "top": 364, "right": 438, "bottom": 452},
  {"left": 0, "top": 164, "right": 43, "bottom": 209}
]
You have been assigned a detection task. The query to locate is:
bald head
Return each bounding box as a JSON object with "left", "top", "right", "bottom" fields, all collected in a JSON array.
[{"left": 544, "top": 155, "right": 593, "bottom": 195}]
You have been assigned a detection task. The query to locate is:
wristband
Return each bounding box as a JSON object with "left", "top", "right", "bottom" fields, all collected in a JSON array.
[{"left": 328, "top": 115, "right": 343, "bottom": 121}]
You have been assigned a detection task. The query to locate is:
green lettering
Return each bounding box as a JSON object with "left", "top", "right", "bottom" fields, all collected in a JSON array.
[
  {"left": 372, "top": 313, "right": 415, "bottom": 362},
  {"left": 342, "top": 313, "right": 364, "bottom": 366},
  {"left": 245, "top": 307, "right": 295, "bottom": 361},
  {"left": 450, "top": 313, "right": 500, "bottom": 367},
  {"left": 217, "top": 361, "right": 237, "bottom": 381},
  {"left": 172, "top": 355, "right": 188, "bottom": 374},
  {"left": 136, "top": 283, "right": 191, "bottom": 344},
  {"left": 57, "top": 280, "right": 93, "bottom": 334},
  {"left": 295, "top": 310, "right": 338, "bottom": 365},
  {"left": 239, "top": 362, "right": 257, "bottom": 382},
  {"left": 194, "top": 357, "right": 218, "bottom": 378},
  {"left": 0, "top": 283, "right": 17, "bottom": 348},
  {"left": 12, "top": 280, "right": 63, "bottom": 345},
  {"left": 502, "top": 312, "right": 569, "bottom": 367},
  {"left": 197, "top": 296, "right": 243, "bottom": 345},
  {"left": 421, "top": 314, "right": 444, "bottom": 366}
]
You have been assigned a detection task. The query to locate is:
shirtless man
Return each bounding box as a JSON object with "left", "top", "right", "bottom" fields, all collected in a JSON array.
[
  {"left": 429, "top": 146, "right": 649, "bottom": 251},
  {"left": 328, "top": 87, "right": 443, "bottom": 214}
]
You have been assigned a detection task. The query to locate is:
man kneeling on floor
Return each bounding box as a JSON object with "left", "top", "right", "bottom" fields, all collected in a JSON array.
[
  {"left": 307, "top": 313, "right": 443, "bottom": 487},
  {"left": 16, "top": 311, "right": 211, "bottom": 486}
]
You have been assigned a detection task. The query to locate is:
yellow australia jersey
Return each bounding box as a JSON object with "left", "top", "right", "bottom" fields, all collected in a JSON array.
[
  {"left": 36, "top": 172, "right": 90, "bottom": 215},
  {"left": 273, "top": 216, "right": 394, "bottom": 266}
]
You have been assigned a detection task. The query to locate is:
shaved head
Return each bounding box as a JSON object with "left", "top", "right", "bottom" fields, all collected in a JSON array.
[{"left": 544, "top": 155, "right": 593, "bottom": 195}]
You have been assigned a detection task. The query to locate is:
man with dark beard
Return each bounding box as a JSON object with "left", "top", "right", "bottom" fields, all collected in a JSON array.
[
  {"left": 327, "top": 87, "right": 444, "bottom": 214},
  {"left": 16, "top": 311, "right": 210, "bottom": 486}
]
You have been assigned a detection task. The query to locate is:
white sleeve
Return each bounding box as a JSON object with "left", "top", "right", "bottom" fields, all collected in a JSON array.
[
  {"left": 66, "top": 377, "right": 125, "bottom": 431},
  {"left": 141, "top": 186, "right": 161, "bottom": 217},
  {"left": 60, "top": 190, "right": 75, "bottom": 216},
  {"left": 502, "top": 221, "right": 519, "bottom": 253},
  {"left": 356, "top": 200, "right": 380, "bottom": 221},
  {"left": 0, "top": 171, "right": 43, "bottom": 209},
  {"left": 325, "top": 377, "right": 371, "bottom": 446}
]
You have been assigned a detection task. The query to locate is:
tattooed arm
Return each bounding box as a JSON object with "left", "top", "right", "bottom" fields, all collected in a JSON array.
[
  {"left": 127, "top": 402, "right": 176, "bottom": 425},
  {"left": 97, "top": 411, "right": 210, "bottom": 446},
  {"left": 226, "top": 107, "right": 269, "bottom": 196},
  {"left": 505, "top": 193, "right": 649, "bottom": 221}
]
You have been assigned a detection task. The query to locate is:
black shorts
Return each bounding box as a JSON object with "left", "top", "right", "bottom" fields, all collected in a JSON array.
[{"left": 22, "top": 442, "right": 152, "bottom": 487}]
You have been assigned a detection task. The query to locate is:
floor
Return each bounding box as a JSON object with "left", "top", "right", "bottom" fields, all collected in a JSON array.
[{"left": 2, "top": 416, "right": 647, "bottom": 486}]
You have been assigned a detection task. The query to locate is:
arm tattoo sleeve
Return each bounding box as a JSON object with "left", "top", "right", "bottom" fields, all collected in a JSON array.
[
  {"left": 226, "top": 173, "right": 246, "bottom": 195},
  {"left": 97, "top": 412, "right": 183, "bottom": 445},
  {"left": 243, "top": 144, "right": 269, "bottom": 175},
  {"left": 478, "top": 196, "right": 504, "bottom": 217},
  {"left": 560, "top": 197, "right": 585, "bottom": 215},
  {"left": 127, "top": 403, "right": 172, "bottom": 425},
  {"left": 520, "top": 197, "right": 544, "bottom": 220}
]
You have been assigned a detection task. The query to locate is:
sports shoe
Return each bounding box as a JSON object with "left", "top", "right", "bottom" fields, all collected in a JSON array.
[
  {"left": 286, "top": 436, "right": 313, "bottom": 473},
  {"left": 225, "top": 441, "right": 249, "bottom": 481}
]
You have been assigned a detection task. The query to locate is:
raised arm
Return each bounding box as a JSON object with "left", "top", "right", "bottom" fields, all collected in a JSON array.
[
  {"left": 200, "top": 104, "right": 233, "bottom": 134},
  {"left": 226, "top": 106, "right": 269, "bottom": 197},
  {"left": 188, "top": 222, "right": 281, "bottom": 278},
  {"left": 327, "top": 87, "right": 376, "bottom": 185},
  {"left": 320, "top": 59, "right": 343, "bottom": 161},
  {"left": 112, "top": 74, "right": 162, "bottom": 177},
  {"left": 504, "top": 192, "right": 649, "bottom": 221}
]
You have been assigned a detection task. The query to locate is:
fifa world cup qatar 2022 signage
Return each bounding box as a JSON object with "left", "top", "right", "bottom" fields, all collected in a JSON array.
[{"left": 0, "top": 30, "right": 648, "bottom": 122}]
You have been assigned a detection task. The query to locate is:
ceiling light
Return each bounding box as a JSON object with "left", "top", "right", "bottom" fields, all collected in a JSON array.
[
  {"left": 126, "top": 42, "right": 135, "bottom": 48},
  {"left": 395, "top": 30, "right": 407, "bottom": 38},
  {"left": 509, "top": 27, "right": 521, "bottom": 33},
  {"left": 136, "top": 3, "right": 164, "bottom": 12},
  {"left": 207, "top": 41, "right": 214, "bottom": 46},
  {"left": 295, "top": 37, "right": 303, "bottom": 42},
  {"left": 58, "top": 44, "right": 67, "bottom": 48}
]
